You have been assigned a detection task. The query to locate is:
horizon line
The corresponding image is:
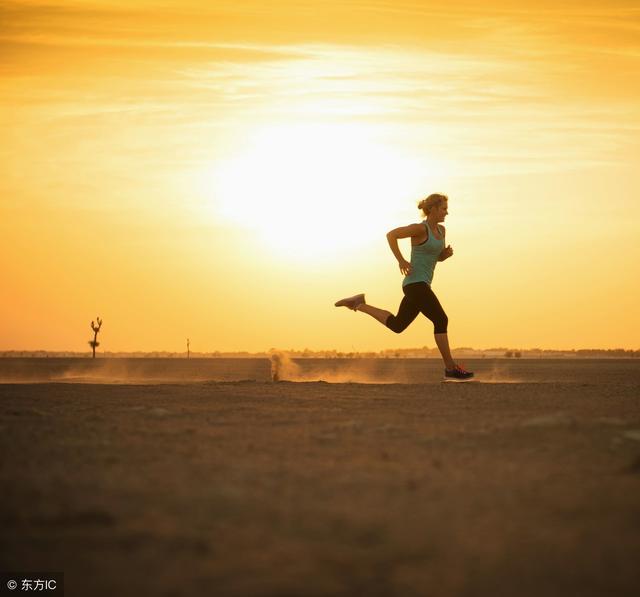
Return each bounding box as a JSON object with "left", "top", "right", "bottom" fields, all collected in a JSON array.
[{"left": 1, "top": 347, "right": 639, "bottom": 356}]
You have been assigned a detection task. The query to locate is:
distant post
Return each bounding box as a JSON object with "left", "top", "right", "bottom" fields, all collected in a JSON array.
[
  {"left": 187, "top": 338, "right": 190, "bottom": 359},
  {"left": 89, "top": 317, "right": 103, "bottom": 359}
]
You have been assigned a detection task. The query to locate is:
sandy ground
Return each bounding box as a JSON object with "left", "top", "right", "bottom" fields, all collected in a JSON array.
[{"left": 1, "top": 364, "right": 640, "bottom": 596}]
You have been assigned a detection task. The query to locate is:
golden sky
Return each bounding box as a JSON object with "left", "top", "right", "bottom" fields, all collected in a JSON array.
[{"left": 1, "top": 0, "right": 639, "bottom": 352}]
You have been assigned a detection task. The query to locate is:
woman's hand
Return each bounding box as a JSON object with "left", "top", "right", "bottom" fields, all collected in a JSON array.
[
  {"left": 439, "top": 245, "right": 453, "bottom": 261},
  {"left": 399, "top": 258, "right": 412, "bottom": 275}
]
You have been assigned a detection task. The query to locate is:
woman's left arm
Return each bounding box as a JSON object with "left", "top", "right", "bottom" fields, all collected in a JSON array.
[{"left": 438, "top": 225, "right": 453, "bottom": 261}]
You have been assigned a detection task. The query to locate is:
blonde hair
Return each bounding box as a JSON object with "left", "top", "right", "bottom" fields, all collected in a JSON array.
[{"left": 417, "top": 193, "right": 448, "bottom": 216}]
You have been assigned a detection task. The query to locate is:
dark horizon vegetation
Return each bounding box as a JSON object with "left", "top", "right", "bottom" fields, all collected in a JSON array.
[{"left": 1, "top": 348, "right": 639, "bottom": 359}]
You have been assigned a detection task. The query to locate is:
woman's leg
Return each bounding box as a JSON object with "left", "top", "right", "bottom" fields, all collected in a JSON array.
[
  {"left": 434, "top": 333, "right": 455, "bottom": 370},
  {"left": 404, "top": 284, "right": 455, "bottom": 369},
  {"left": 358, "top": 295, "right": 420, "bottom": 332},
  {"left": 356, "top": 303, "right": 393, "bottom": 325}
]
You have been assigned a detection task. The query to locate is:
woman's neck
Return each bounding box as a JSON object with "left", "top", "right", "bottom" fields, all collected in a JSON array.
[{"left": 426, "top": 215, "right": 439, "bottom": 228}]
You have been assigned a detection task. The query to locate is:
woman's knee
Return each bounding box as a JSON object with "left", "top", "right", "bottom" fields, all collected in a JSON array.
[
  {"left": 433, "top": 312, "right": 448, "bottom": 334},
  {"left": 386, "top": 316, "right": 406, "bottom": 334}
]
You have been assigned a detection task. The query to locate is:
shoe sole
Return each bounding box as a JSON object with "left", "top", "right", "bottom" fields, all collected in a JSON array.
[{"left": 334, "top": 294, "right": 365, "bottom": 309}]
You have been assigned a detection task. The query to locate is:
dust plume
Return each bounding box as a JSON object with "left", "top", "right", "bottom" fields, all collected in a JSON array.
[
  {"left": 0, "top": 358, "right": 269, "bottom": 384},
  {"left": 270, "top": 352, "right": 302, "bottom": 382},
  {"left": 269, "top": 352, "right": 410, "bottom": 383},
  {"left": 478, "top": 362, "right": 525, "bottom": 384}
]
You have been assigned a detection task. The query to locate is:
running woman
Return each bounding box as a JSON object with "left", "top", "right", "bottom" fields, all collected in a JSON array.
[{"left": 335, "top": 193, "right": 474, "bottom": 380}]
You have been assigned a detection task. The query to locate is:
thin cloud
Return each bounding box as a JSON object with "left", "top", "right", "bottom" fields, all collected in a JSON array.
[{"left": 1, "top": 1, "right": 638, "bottom": 176}]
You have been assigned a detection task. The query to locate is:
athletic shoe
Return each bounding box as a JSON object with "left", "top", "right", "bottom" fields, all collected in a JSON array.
[
  {"left": 334, "top": 293, "right": 366, "bottom": 310},
  {"left": 444, "top": 364, "right": 474, "bottom": 380}
]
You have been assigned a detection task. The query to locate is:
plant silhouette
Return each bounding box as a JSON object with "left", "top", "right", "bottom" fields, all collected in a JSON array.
[{"left": 89, "top": 317, "right": 103, "bottom": 359}]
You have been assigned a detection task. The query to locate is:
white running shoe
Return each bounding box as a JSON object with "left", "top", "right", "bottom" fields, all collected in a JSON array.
[{"left": 334, "top": 293, "right": 366, "bottom": 310}]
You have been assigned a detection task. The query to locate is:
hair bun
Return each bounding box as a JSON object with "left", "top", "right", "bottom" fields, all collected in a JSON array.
[{"left": 418, "top": 193, "right": 447, "bottom": 215}]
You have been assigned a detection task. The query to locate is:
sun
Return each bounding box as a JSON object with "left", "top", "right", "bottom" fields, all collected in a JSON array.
[{"left": 205, "top": 122, "right": 424, "bottom": 260}]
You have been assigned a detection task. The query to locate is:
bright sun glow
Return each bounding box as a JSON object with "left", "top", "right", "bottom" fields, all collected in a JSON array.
[{"left": 206, "top": 122, "right": 425, "bottom": 259}]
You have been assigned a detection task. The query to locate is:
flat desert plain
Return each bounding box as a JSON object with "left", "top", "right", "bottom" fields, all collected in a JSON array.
[{"left": 1, "top": 358, "right": 640, "bottom": 597}]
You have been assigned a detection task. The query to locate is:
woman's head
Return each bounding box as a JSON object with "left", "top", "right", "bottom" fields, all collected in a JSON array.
[{"left": 418, "top": 193, "right": 448, "bottom": 217}]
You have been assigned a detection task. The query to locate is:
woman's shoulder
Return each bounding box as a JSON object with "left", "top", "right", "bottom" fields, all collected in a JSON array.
[{"left": 405, "top": 222, "right": 428, "bottom": 234}]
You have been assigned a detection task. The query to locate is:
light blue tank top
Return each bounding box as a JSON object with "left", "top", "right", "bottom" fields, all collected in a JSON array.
[{"left": 402, "top": 222, "right": 444, "bottom": 287}]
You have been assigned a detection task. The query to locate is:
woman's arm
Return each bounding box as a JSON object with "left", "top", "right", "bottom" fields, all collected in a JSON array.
[
  {"left": 437, "top": 225, "right": 453, "bottom": 261},
  {"left": 386, "top": 223, "right": 424, "bottom": 275}
]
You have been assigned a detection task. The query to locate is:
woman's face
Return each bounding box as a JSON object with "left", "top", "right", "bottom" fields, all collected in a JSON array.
[{"left": 431, "top": 200, "right": 448, "bottom": 222}]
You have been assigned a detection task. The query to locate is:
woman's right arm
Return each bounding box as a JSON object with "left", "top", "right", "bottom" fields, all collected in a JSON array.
[{"left": 386, "top": 224, "right": 424, "bottom": 276}]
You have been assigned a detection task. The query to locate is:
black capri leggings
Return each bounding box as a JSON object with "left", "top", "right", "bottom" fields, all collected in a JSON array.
[{"left": 385, "top": 282, "right": 448, "bottom": 334}]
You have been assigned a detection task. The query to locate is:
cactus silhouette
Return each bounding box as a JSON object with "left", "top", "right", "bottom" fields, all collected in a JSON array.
[{"left": 89, "top": 317, "right": 103, "bottom": 359}]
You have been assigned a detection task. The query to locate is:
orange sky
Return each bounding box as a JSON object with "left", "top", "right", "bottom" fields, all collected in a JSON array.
[{"left": 1, "top": 0, "right": 639, "bottom": 352}]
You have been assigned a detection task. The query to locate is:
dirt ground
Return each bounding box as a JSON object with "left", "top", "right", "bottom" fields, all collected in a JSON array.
[{"left": 2, "top": 374, "right": 640, "bottom": 596}]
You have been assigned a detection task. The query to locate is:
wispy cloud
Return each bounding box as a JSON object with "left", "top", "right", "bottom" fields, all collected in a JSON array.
[
  {"left": 1, "top": 0, "right": 639, "bottom": 181},
  {"left": 174, "top": 41, "right": 638, "bottom": 173}
]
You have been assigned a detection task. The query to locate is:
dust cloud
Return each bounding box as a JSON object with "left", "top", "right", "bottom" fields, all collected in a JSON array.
[
  {"left": 0, "top": 358, "right": 268, "bottom": 384},
  {"left": 3, "top": 356, "right": 612, "bottom": 385},
  {"left": 270, "top": 352, "right": 409, "bottom": 383},
  {"left": 479, "top": 362, "right": 525, "bottom": 384}
]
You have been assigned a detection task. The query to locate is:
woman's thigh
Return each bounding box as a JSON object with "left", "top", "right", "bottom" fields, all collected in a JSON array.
[{"left": 405, "top": 283, "right": 447, "bottom": 323}]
